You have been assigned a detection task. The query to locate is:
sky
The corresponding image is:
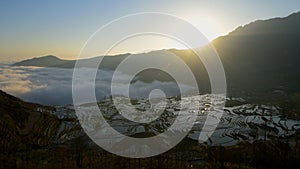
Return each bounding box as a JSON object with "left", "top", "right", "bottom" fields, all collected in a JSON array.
[{"left": 0, "top": 0, "right": 300, "bottom": 63}]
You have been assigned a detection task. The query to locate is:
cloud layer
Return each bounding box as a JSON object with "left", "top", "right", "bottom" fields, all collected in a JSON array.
[{"left": 0, "top": 65, "right": 191, "bottom": 105}]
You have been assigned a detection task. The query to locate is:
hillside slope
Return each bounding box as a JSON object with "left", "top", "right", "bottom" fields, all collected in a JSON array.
[
  {"left": 212, "top": 12, "right": 300, "bottom": 97},
  {"left": 0, "top": 90, "right": 60, "bottom": 153}
]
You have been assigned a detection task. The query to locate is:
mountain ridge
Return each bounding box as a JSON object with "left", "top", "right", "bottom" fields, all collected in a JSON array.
[{"left": 226, "top": 11, "right": 300, "bottom": 36}]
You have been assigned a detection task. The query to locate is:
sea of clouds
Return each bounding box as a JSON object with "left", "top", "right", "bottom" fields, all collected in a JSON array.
[{"left": 0, "top": 65, "right": 193, "bottom": 105}]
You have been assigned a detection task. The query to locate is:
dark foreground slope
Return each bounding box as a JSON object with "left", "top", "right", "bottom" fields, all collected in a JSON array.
[
  {"left": 1, "top": 91, "right": 300, "bottom": 169},
  {"left": 0, "top": 90, "right": 60, "bottom": 152}
]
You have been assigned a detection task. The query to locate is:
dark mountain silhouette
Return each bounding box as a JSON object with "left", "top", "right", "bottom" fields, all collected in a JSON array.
[
  {"left": 13, "top": 55, "right": 70, "bottom": 67},
  {"left": 12, "top": 53, "right": 131, "bottom": 70},
  {"left": 212, "top": 11, "right": 300, "bottom": 100}
]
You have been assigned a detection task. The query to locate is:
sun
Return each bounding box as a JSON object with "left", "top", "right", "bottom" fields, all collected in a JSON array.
[{"left": 184, "top": 15, "right": 221, "bottom": 41}]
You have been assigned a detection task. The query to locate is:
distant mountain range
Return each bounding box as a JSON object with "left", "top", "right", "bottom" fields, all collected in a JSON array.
[
  {"left": 13, "top": 50, "right": 212, "bottom": 92},
  {"left": 12, "top": 12, "right": 300, "bottom": 104},
  {"left": 12, "top": 53, "right": 131, "bottom": 70}
]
